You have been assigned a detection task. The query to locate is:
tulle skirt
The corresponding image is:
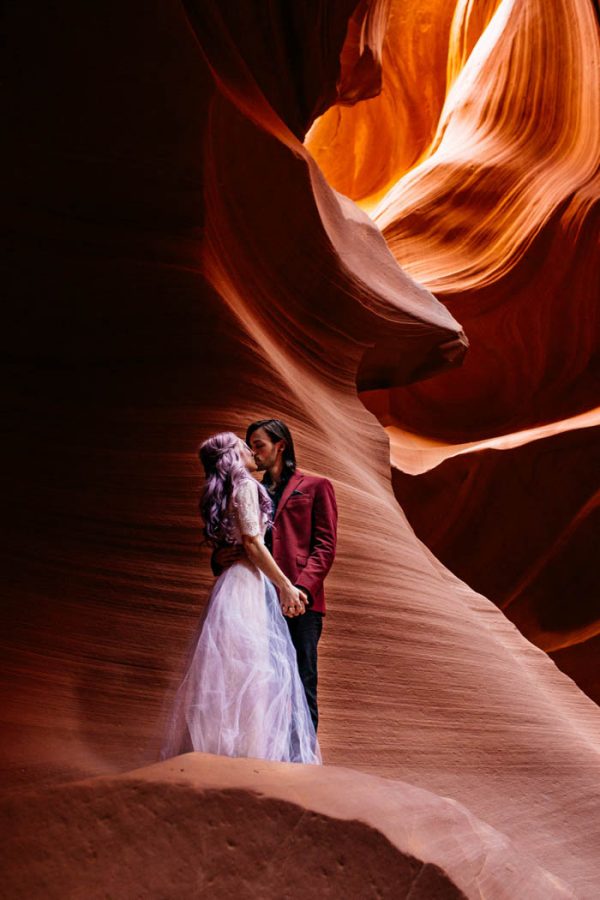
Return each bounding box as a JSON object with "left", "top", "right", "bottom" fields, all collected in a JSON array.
[{"left": 162, "top": 561, "right": 321, "bottom": 765}]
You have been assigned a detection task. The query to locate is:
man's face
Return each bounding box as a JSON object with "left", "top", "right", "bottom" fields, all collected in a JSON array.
[{"left": 249, "top": 427, "right": 283, "bottom": 471}]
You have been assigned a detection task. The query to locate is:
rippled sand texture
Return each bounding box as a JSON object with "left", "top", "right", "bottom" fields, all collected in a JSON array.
[
  {"left": 308, "top": 0, "right": 600, "bottom": 698},
  {"left": 3, "top": 1, "right": 600, "bottom": 896}
]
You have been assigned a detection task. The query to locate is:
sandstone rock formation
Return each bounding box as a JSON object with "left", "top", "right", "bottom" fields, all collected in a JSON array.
[
  {"left": 3, "top": 0, "right": 600, "bottom": 897},
  {"left": 309, "top": 0, "right": 600, "bottom": 700},
  {"left": 1, "top": 754, "right": 575, "bottom": 899},
  {"left": 388, "top": 412, "right": 600, "bottom": 701}
]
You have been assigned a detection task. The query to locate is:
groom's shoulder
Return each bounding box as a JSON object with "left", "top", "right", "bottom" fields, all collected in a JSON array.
[{"left": 296, "top": 471, "right": 336, "bottom": 492}]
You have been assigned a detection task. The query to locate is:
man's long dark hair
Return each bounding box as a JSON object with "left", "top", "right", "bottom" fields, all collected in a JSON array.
[{"left": 246, "top": 418, "right": 297, "bottom": 475}]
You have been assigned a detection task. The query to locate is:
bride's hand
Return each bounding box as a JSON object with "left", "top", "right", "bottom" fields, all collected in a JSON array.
[{"left": 280, "top": 584, "right": 306, "bottom": 618}]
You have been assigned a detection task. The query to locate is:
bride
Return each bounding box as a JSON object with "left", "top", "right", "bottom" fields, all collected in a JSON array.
[{"left": 162, "top": 431, "right": 321, "bottom": 765}]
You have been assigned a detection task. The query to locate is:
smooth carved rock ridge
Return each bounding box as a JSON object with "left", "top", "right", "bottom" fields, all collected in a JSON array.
[
  {"left": 3, "top": 0, "right": 600, "bottom": 897},
  {"left": 1, "top": 755, "right": 575, "bottom": 899},
  {"left": 309, "top": 0, "right": 600, "bottom": 699}
]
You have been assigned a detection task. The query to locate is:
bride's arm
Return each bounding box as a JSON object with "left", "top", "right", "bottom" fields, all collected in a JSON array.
[
  {"left": 242, "top": 534, "right": 305, "bottom": 616},
  {"left": 234, "top": 479, "right": 305, "bottom": 616}
]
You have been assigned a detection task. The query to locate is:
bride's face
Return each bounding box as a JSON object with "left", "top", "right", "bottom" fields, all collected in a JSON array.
[{"left": 238, "top": 440, "right": 257, "bottom": 473}]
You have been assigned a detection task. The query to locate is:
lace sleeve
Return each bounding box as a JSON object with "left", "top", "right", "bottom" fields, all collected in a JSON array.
[{"left": 233, "top": 479, "right": 261, "bottom": 537}]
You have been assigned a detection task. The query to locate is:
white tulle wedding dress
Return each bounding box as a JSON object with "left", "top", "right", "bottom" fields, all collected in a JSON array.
[{"left": 162, "top": 478, "right": 321, "bottom": 765}]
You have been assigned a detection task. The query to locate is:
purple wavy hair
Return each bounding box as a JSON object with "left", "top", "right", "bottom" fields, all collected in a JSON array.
[{"left": 199, "top": 431, "right": 272, "bottom": 545}]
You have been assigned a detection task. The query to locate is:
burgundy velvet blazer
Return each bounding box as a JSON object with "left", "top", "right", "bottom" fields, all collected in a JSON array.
[{"left": 269, "top": 470, "right": 337, "bottom": 614}]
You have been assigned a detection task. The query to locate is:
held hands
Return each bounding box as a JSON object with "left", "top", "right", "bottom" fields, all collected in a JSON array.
[{"left": 280, "top": 583, "right": 306, "bottom": 618}]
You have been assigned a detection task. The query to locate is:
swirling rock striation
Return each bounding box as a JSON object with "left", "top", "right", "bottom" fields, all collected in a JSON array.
[
  {"left": 2, "top": 1, "right": 600, "bottom": 896},
  {"left": 309, "top": 0, "right": 600, "bottom": 439},
  {"left": 309, "top": 0, "right": 600, "bottom": 711},
  {"left": 389, "top": 415, "right": 600, "bottom": 700}
]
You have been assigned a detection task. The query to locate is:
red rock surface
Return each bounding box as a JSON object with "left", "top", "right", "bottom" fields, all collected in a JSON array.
[
  {"left": 310, "top": 0, "right": 600, "bottom": 437},
  {"left": 389, "top": 416, "right": 600, "bottom": 701},
  {"left": 310, "top": 0, "right": 600, "bottom": 714},
  {"left": 1, "top": 754, "right": 576, "bottom": 899},
  {"left": 3, "top": 1, "right": 600, "bottom": 897}
]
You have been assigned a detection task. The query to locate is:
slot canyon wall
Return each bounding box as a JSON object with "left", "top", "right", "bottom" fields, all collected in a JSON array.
[
  {"left": 2, "top": 0, "right": 600, "bottom": 896},
  {"left": 307, "top": 0, "right": 600, "bottom": 702}
]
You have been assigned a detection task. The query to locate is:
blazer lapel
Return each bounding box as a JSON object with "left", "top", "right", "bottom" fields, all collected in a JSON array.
[{"left": 274, "top": 471, "right": 304, "bottom": 522}]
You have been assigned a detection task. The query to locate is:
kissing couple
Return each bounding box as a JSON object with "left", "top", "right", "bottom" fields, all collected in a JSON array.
[{"left": 162, "top": 418, "right": 337, "bottom": 764}]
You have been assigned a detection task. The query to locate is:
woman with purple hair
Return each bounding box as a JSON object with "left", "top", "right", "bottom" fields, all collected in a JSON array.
[{"left": 162, "top": 432, "right": 320, "bottom": 764}]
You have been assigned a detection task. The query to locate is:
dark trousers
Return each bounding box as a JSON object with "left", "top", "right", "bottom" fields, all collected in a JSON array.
[{"left": 286, "top": 610, "right": 323, "bottom": 731}]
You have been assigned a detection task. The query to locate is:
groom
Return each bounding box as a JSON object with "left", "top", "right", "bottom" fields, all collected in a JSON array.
[{"left": 213, "top": 418, "right": 337, "bottom": 731}]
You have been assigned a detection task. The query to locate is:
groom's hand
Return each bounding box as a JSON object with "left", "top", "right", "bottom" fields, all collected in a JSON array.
[
  {"left": 282, "top": 590, "right": 307, "bottom": 618},
  {"left": 213, "top": 545, "right": 245, "bottom": 569},
  {"left": 297, "top": 589, "right": 309, "bottom": 612}
]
